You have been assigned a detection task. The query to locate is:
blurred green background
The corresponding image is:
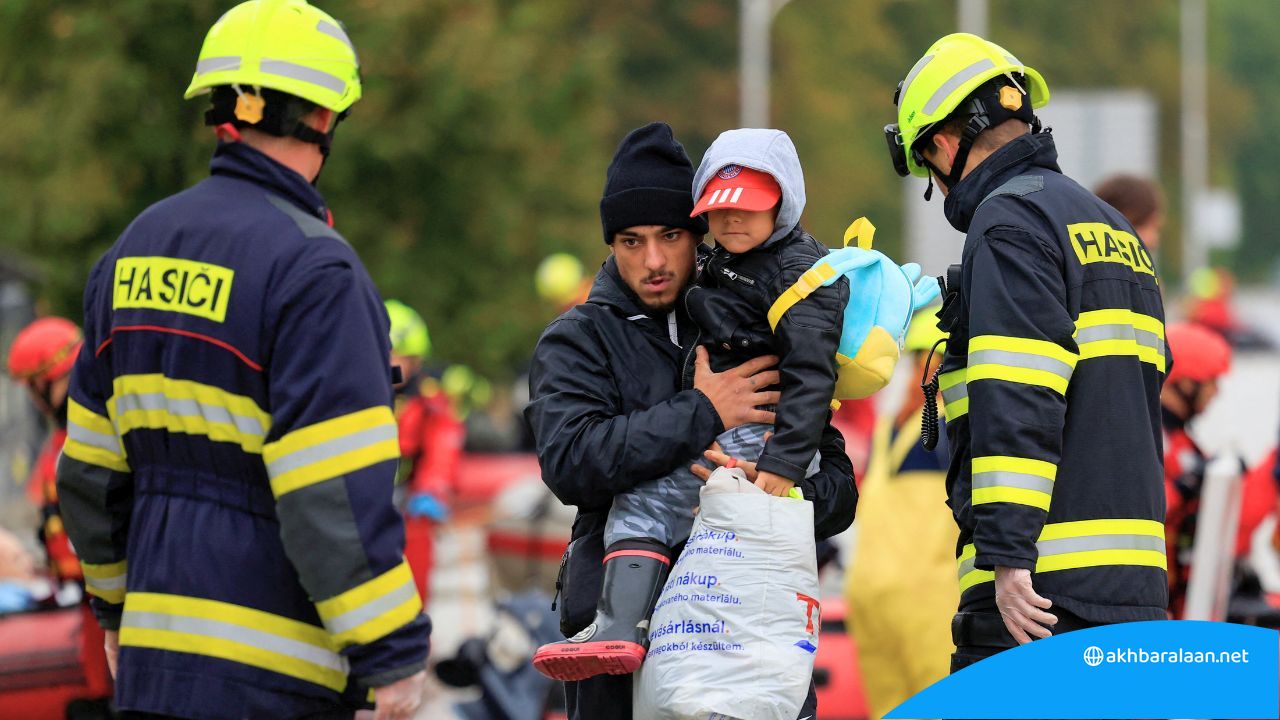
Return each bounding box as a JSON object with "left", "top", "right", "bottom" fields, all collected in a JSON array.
[{"left": 1, "top": 0, "right": 1276, "bottom": 380}]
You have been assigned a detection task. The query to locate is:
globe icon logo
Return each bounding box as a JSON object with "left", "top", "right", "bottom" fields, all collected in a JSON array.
[{"left": 1083, "top": 646, "right": 1104, "bottom": 667}]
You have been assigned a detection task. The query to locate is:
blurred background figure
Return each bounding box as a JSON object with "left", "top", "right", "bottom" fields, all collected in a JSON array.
[
  {"left": 7, "top": 317, "right": 82, "bottom": 585},
  {"left": 1186, "top": 266, "right": 1272, "bottom": 349},
  {"left": 1094, "top": 174, "right": 1166, "bottom": 253},
  {"left": 831, "top": 397, "right": 876, "bottom": 481},
  {"left": 1163, "top": 322, "right": 1232, "bottom": 617},
  {"left": 0, "top": 527, "right": 39, "bottom": 613},
  {"left": 844, "top": 309, "right": 955, "bottom": 720},
  {"left": 535, "top": 253, "right": 591, "bottom": 312},
  {"left": 388, "top": 299, "right": 463, "bottom": 605},
  {"left": 3, "top": 316, "right": 113, "bottom": 713}
]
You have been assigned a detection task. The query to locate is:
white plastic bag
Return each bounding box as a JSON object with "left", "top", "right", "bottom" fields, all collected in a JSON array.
[{"left": 634, "top": 466, "right": 820, "bottom": 720}]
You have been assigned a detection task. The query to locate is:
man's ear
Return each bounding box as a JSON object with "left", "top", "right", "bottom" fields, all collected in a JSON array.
[
  {"left": 928, "top": 131, "right": 958, "bottom": 175},
  {"left": 306, "top": 107, "right": 336, "bottom": 133}
]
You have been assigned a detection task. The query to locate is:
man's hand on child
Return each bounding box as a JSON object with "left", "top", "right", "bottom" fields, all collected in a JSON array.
[
  {"left": 693, "top": 347, "right": 780, "bottom": 430},
  {"left": 754, "top": 470, "right": 795, "bottom": 497}
]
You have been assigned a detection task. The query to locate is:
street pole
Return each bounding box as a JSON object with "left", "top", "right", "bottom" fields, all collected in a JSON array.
[
  {"left": 957, "top": 0, "right": 988, "bottom": 36},
  {"left": 739, "top": 0, "right": 792, "bottom": 128},
  {"left": 1181, "top": 0, "right": 1209, "bottom": 284}
]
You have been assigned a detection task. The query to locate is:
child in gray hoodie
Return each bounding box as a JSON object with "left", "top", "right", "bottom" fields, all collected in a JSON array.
[{"left": 533, "top": 128, "right": 847, "bottom": 684}]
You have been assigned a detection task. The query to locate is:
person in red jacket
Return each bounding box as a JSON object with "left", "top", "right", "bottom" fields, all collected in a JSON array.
[
  {"left": 8, "top": 317, "right": 83, "bottom": 584},
  {"left": 1162, "top": 322, "right": 1232, "bottom": 616},
  {"left": 6, "top": 316, "right": 113, "bottom": 702},
  {"left": 386, "top": 300, "right": 463, "bottom": 604}
]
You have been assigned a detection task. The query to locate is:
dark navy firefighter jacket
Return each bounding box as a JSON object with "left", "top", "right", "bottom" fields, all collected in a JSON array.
[
  {"left": 57, "top": 142, "right": 431, "bottom": 718},
  {"left": 936, "top": 132, "right": 1168, "bottom": 625}
]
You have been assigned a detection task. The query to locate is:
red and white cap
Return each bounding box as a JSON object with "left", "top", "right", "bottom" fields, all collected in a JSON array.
[{"left": 690, "top": 165, "right": 781, "bottom": 217}]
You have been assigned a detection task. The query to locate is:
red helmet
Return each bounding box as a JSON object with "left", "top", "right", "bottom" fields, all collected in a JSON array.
[
  {"left": 7, "top": 317, "right": 83, "bottom": 383},
  {"left": 1165, "top": 322, "right": 1231, "bottom": 385}
]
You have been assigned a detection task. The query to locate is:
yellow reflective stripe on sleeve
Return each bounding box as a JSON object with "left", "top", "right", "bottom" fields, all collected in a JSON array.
[
  {"left": 972, "top": 450, "right": 1054, "bottom": 507},
  {"left": 1074, "top": 310, "right": 1166, "bottom": 372},
  {"left": 315, "top": 560, "right": 422, "bottom": 647},
  {"left": 65, "top": 399, "right": 129, "bottom": 472},
  {"left": 766, "top": 264, "right": 838, "bottom": 330},
  {"left": 69, "top": 398, "right": 115, "bottom": 436},
  {"left": 971, "top": 486, "right": 1051, "bottom": 511},
  {"left": 957, "top": 518, "right": 1167, "bottom": 592},
  {"left": 968, "top": 336, "right": 1079, "bottom": 367},
  {"left": 939, "top": 369, "right": 968, "bottom": 420},
  {"left": 263, "top": 407, "right": 400, "bottom": 497},
  {"left": 972, "top": 455, "right": 1057, "bottom": 479},
  {"left": 109, "top": 374, "right": 271, "bottom": 453},
  {"left": 957, "top": 544, "right": 995, "bottom": 593},
  {"left": 966, "top": 335, "right": 1078, "bottom": 396},
  {"left": 81, "top": 559, "right": 127, "bottom": 604},
  {"left": 121, "top": 592, "right": 347, "bottom": 692}
]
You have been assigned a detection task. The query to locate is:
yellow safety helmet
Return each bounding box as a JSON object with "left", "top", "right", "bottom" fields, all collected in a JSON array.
[
  {"left": 886, "top": 33, "right": 1049, "bottom": 180},
  {"left": 385, "top": 300, "right": 431, "bottom": 360},
  {"left": 904, "top": 307, "right": 947, "bottom": 354},
  {"left": 535, "top": 253, "right": 585, "bottom": 305},
  {"left": 184, "top": 0, "right": 362, "bottom": 114}
]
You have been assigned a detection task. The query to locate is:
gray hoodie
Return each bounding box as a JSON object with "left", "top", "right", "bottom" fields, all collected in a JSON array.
[{"left": 692, "top": 128, "right": 807, "bottom": 248}]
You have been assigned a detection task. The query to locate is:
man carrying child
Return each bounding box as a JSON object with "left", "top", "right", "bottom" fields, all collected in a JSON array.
[{"left": 524, "top": 122, "right": 856, "bottom": 719}]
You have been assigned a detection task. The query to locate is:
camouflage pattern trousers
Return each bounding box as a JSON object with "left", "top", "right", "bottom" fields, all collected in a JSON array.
[{"left": 603, "top": 421, "right": 819, "bottom": 547}]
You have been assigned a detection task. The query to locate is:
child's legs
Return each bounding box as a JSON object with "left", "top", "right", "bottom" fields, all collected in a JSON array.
[
  {"left": 716, "top": 421, "right": 822, "bottom": 476},
  {"left": 604, "top": 461, "right": 702, "bottom": 548}
]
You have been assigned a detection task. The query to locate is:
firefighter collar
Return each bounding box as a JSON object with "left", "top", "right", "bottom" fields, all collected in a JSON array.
[{"left": 942, "top": 131, "right": 1058, "bottom": 234}]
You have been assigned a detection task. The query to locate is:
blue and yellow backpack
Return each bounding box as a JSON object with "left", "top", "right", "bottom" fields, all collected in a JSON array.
[{"left": 767, "top": 217, "right": 939, "bottom": 400}]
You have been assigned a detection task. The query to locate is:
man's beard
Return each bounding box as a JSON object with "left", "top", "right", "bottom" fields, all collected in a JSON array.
[
  {"left": 639, "top": 268, "right": 692, "bottom": 314},
  {"left": 644, "top": 297, "right": 677, "bottom": 313}
]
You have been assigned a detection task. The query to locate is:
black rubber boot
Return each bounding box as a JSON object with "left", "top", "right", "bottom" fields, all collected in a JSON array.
[{"left": 532, "top": 540, "right": 671, "bottom": 681}]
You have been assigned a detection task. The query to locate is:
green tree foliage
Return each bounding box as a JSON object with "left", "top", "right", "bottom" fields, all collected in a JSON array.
[
  {"left": 0, "top": 2, "right": 216, "bottom": 314},
  {"left": 1218, "top": 0, "right": 1280, "bottom": 282}
]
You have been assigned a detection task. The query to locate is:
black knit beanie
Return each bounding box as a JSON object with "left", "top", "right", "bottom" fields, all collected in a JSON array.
[{"left": 600, "top": 122, "right": 708, "bottom": 243}]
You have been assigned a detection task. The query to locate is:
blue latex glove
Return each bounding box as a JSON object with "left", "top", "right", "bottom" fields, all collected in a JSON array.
[
  {"left": 406, "top": 492, "right": 450, "bottom": 522},
  {"left": 0, "top": 582, "right": 34, "bottom": 614}
]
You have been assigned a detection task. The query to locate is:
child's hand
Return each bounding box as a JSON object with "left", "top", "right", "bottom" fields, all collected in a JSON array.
[
  {"left": 692, "top": 443, "right": 759, "bottom": 482},
  {"left": 754, "top": 470, "right": 795, "bottom": 497}
]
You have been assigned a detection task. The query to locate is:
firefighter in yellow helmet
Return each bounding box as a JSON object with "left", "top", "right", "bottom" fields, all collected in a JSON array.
[
  {"left": 55, "top": 2, "right": 430, "bottom": 717},
  {"left": 844, "top": 309, "right": 956, "bottom": 719},
  {"left": 887, "top": 33, "right": 1167, "bottom": 675}
]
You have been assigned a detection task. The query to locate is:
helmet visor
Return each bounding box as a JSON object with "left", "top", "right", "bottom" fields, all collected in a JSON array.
[{"left": 884, "top": 124, "right": 910, "bottom": 178}]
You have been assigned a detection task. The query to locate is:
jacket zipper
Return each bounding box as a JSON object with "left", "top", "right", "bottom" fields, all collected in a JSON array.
[{"left": 681, "top": 290, "right": 702, "bottom": 389}]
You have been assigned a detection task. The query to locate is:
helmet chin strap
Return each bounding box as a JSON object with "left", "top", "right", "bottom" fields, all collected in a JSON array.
[
  {"left": 31, "top": 380, "right": 69, "bottom": 429},
  {"left": 911, "top": 80, "right": 1045, "bottom": 201},
  {"left": 1172, "top": 380, "right": 1207, "bottom": 421},
  {"left": 921, "top": 110, "right": 991, "bottom": 200}
]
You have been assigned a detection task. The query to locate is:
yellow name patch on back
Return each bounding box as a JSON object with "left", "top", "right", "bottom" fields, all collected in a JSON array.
[
  {"left": 1066, "top": 223, "right": 1156, "bottom": 277},
  {"left": 113, "top": 257, "right": 235, "bottom": 323}
]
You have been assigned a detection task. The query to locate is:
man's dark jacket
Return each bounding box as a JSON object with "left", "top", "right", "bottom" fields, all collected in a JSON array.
[{"left": 524, "top": 253, "right": 857, "bottom": 718}]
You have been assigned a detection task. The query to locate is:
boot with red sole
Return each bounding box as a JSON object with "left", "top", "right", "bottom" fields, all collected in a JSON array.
[{"left": 532, "top": 543, "right": 671, "bottom": 681}]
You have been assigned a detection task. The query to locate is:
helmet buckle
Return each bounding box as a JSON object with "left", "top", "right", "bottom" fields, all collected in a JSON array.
[
  {"left": 232, "top": 84, "right": 264, "bottom": 124},
  {"left": 999, "top": 85, "right": 1024, "bottom": 111}
]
